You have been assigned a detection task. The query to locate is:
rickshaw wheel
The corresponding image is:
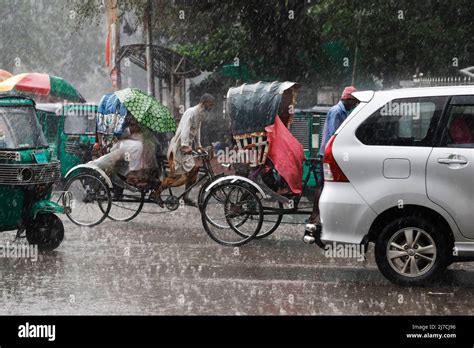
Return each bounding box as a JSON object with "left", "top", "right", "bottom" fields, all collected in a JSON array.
[
  {"left": 197, "top": 173, "right": 225, "bottom": 211},
  {"left": 201, "top": 182, "right": 263, "bottom": 246},
  {"left": 26, "top": 213, "right": 64, "bottom": 251},
  {"left": 201, "top": 183, "right": 239, "bottom": 229},
  {"left": 64, "top": 173, "right": 111, "bottom": 227},
  {"left": 100, "top": 185, "right": 145, "bottom": 222},
  {"left": 234, "top": 200, "right": 283, "bottom": 240}
]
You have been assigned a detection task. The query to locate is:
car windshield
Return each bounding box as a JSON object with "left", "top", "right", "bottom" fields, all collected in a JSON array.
[
  {"left": 0, "top": 106, "right": 48, "bottom": 150},
  {"left": 64, "top": 113, "right": 96, "bottom": 134}
]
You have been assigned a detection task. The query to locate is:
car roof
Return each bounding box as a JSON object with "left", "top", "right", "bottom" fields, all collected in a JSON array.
[{"left": 372, "top": 85, "right": 474, "bottom": 99}]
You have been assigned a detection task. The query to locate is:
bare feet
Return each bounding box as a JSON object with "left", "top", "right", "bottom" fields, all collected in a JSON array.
[{"left": 149, "top": 191, "right": 164, "bottom": 208}]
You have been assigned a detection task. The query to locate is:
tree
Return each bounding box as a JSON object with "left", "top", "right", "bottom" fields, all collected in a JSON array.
[
  {"left": 310, "top": 0, "right": 474, "bottom": 87},
  {"left": 68, "top": 0, "right": 474, "bottom": 89},
  {"left": 70, "top": 0, "right": 324, "bottom": 82}
]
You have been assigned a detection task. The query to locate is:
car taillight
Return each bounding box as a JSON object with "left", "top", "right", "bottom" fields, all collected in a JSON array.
[{"left": 323, "top": 135, "right": 349, "bottom": 182}]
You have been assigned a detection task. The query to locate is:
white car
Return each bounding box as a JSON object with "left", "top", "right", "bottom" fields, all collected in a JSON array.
[{"left": 313, "top": 86, "right": 474, "bottom": 286}]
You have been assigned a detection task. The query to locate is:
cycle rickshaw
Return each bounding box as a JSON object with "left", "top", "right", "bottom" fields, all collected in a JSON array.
[
  {"left": 62, "top": 88, "right": 224, "bottom": 227},
  {"left": 200, "top": 81, "right": 323, "bottom": 246}
]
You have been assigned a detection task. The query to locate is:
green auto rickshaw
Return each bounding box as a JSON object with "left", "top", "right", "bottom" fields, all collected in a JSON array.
[
  {"left": 36, "top": 103, "right": 97, "bottom": 178},
  {"left": 0, "top": 95, "right": 69, "bottom": 250}
]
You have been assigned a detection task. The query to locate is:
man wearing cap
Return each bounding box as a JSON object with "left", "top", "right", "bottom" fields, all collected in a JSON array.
[{"left": 305, "top": 86, "right": 359, "bottom": 240}]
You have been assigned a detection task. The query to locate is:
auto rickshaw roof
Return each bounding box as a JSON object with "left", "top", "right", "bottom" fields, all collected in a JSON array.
[
  {"left": 36, "top": 103, "right": 63, "bottom": 114},
  {"left": 226, "top": 81, "right": 300, "bottom": 134},
  {"left": 0, "top": 94, "right": 35, "bottom": 107}
]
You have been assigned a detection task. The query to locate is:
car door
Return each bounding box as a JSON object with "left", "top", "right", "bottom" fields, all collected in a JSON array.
[{"left": 426, "top": 95, "right": 474, "bottom": 239}]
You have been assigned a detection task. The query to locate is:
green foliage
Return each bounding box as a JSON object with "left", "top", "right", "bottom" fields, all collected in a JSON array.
[
  {"left": 67, "top": 0, "right": 474, "bottom": 88},
  {"left": 311, "top": 0, "right": 474, "bottom": 86}
]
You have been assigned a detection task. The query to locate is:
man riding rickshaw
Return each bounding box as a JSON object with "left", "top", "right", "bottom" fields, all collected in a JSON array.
[{"left": 149, "top": 93, "right": 216, "bottom": 207}]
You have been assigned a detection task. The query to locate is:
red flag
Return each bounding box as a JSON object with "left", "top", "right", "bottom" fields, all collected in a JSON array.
[{"left": 265, "top": 116, "right": 305, "bottom": 194}]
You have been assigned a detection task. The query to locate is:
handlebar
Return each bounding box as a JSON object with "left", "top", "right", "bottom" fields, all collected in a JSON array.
[{"left": 192, "top": 149, "right": 209, "bottom": 158}]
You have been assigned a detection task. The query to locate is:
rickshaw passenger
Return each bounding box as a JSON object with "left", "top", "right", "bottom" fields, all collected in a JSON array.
[
  {"left": 92, "top": 115, "right": 159, "bottom": 189},
  {"left": 150, "top": 93, "right": 215, "bottom": 207}
]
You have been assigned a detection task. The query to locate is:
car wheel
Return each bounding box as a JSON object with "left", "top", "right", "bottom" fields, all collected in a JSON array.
[{"left": 375, "top": 216, "right": 451, "bottom": 286}]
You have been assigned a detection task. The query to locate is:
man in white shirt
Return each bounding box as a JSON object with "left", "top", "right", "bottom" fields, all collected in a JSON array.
[{"left": 151, "top": 94, "right": 215, "bottom": 207}]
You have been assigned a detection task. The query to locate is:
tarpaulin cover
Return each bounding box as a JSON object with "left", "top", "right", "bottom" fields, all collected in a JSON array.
[
  {"left": 98, "top": 93, "right": 127, "bottom": 116},
  {"left": 227, "top": 81, "right": 299, "bottom": 134},
  {"left": 97, "top": 93, "right": 128, "bottom": 136},
  {"left": 265, "top": 116, "right": 305, "bottom": 194}
]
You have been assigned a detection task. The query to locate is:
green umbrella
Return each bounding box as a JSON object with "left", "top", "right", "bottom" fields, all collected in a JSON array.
[{"left": 114, "top": 88, "right": 176, "bottom": 133}]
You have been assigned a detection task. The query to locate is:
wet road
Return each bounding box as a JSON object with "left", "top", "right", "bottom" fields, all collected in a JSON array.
[{"left": 0, "top": 200, "right": 473, "bottom": 315}]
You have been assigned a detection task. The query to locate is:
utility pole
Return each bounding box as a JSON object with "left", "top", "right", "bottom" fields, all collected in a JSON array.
[
  {"left": 351, "top": 11, "right": 362, "bottom": 86},
  {"left": 145, "top": 0, "right": 155, "bottom": 97},
  {"left": 114, "top": 16, "right": 121, "bottom": 90},
  {"left": 105, "top": 0, "right": 121, "bottom": 90}
]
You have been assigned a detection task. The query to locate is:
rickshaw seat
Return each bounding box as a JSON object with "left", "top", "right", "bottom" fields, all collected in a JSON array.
[
  {"left": 233, "top": 132, "right": 269, "bottom": 167},
  {"left": 112, "top": 171, "right": 158, "bottom": 191}
]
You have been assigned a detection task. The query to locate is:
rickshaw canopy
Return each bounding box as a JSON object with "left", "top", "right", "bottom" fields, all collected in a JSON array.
[{"left": 226, "top": 81, "right": 300, "bottom": 134}]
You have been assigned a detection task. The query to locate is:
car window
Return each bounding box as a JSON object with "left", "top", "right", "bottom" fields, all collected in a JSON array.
[
  {"left": 64, "top": 114, "right": 96, "bottom": 134},
  {"left": 443, "top": 104, "right": 474, "bottom": 148},
  {"left": 356, "top": 96, "right": 448, "bottom": 146}
]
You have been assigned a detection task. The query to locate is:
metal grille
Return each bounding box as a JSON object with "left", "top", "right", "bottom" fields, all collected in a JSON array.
[
  {"left": 318, "top": 115, "right": 326, "bottom": 148},
  {"left": 290, "top": 117, "right": 311, "bottom": 150},
  {"left": 0, "top": 161, "right": 61, "bottom": 185},
  {"left": 0, "top": 151, "right": 19, "bottom": 161}
]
